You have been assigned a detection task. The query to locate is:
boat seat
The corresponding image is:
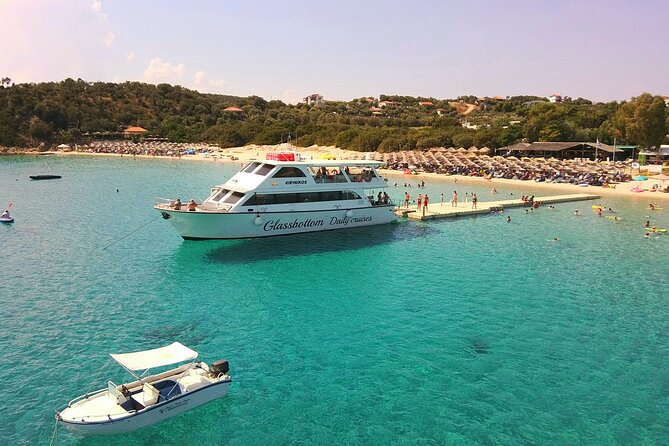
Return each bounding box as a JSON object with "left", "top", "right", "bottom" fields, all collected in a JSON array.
[
  {"left": 131, "top": 383, "right": 160, "bottom": 408},
  {"left": 178, "top": 368, "right": 209, "bottom": 392}
]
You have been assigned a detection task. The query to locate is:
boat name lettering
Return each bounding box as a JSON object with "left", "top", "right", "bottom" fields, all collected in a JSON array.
[
  {"left": 330, "top": 216, "right": 373, "bottom": 226},
  {"left": 285, "top": 180, "right": 307, "bottom": 185},
  {"left": 264, "top": 218, "right": 325, "bottom": 231},
  {"left": 159, "top": 399, "right": 189, "bottom": 414}
]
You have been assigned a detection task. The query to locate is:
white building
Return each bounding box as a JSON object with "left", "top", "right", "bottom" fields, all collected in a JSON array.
[
  {"left": 303, "top": 94, "right": 324, "bottom": 106},
  {"left": 548, "top": 94, "right": 562, "bottom": 103}
]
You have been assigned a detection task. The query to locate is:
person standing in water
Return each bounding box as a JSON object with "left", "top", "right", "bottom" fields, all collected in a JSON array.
[
  {"left": 472, "top": 193, "right": 478, "bottom": 209},
  {"left": 451, "top": 191, "right": 458, "bottom": 207}
]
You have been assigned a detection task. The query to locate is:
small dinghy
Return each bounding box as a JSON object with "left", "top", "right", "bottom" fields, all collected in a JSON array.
[
  {"left": 29, "top": 175, "right": 62, "bottom": 180},
  {"left": 56, "top": 342, "right": 231, "bottom": 435},
  {"left": 0, "top": 209, "right": 13, "bottom": 223}
]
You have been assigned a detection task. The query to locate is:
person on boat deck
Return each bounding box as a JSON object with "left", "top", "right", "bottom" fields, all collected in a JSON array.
[
  {"left": 173, "top": 198, "right": 182, "bottom": 210},
  {"left": 377, "top": 191, "right": 383, "bottom": 204},
  {"left": 187, "top": 199, "right": 197, "bottom": 211},
  {"left": 382, "top": 191, "right": 390, "bottom": 204}
]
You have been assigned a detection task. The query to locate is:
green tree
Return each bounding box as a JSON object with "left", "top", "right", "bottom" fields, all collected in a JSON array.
[{"left": 612, "top": 93, "right": 667, "bottom": 149}]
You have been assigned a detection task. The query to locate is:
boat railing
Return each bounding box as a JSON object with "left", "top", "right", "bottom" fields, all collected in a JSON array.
[
  {"left": 67, "top": 387, "right": 107, "bottom": 407},
  {"left": 154, "top": 197, "right": 175, "bottom": 208}
]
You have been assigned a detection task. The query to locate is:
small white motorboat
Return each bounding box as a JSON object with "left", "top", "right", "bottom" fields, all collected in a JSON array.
[{"left": 56, "top": 342, "right": 231, "bottom": 435}]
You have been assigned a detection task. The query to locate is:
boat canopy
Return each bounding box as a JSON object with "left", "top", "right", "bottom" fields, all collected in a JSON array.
[{"left": 110, "top": 342, "right": 198, "bottom": 371}]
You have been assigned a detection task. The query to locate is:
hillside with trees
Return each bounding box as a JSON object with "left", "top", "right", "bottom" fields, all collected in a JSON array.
[{"left": 0, "top": 79, "right": 666, "bottom": 152}]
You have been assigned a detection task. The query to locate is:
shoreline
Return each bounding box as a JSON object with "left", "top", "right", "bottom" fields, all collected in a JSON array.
[{"left": 9, "top": 147, "right": 669, "bottom": 202}]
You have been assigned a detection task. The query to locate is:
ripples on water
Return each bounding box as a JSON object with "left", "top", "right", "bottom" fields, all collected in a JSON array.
[{"left": 0, "top": 156, "right": 667, "bottom": 445}]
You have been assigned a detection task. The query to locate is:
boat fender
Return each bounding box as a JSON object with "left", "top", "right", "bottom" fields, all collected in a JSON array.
[
  {"left": 161, "top": 212, "right": 171, "bottom": 220},
  {"left": 254, "top": 216, "right": 263, "bottom": 226},
  {"left": 345, "top": 210, "right": 353, "bottom": 218},
  {"left": 210, "top": 359, "right": 230, "bottom": 376}
]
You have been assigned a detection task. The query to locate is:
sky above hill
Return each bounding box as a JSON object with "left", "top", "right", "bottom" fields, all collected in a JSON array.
[{"left": 1, "top": 0, "right": 667, "bottom": 103}]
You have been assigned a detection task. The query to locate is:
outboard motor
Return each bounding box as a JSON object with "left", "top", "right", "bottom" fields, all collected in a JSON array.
[{"left": 210, "top": 359, "right": 229, "bottom": 376}]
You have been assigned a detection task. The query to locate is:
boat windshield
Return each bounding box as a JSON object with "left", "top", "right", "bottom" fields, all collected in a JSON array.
[{"left": 242, "top": 162, "right": 275, "bottom": 176}]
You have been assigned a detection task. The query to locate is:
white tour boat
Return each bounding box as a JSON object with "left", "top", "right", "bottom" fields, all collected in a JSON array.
[
  {"left": 155, "top": 152, "right": 396, "bottom": 239},
  {"left": 56, "top": 342, "right": 231, "bottom": 435}
]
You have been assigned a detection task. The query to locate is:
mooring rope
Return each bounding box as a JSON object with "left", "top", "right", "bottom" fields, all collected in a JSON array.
[
  {"left": 100, "top": 215, "right": 160, "bottom": 251},
  {"left": 49, "top": 418, "right": 58, "bottom": 446}
]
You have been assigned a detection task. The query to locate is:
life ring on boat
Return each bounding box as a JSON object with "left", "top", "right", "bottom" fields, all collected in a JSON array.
[
  {"left": 345, "top": 210, "right": 353, "bottom": 218},
  {"left": 254, "top": 216, "right": 263, "bottom": 226}
]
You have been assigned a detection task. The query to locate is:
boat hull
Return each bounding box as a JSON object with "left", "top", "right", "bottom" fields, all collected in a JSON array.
[
  {"left": 157, "top": 206, "right": 397, "bottom": 240},
  {"left": 29, "top": 175, "right": 62, "bottom": 180},
  {"left": 58, "top": 379, "right": 231, "bottom": 435}
]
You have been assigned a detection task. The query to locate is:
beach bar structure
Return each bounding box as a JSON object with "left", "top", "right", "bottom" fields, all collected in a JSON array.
[
  {"left": 123, "top": 126, "right": 148, "bottom": 138},
  {"left": 500, "top": 142, "right": 624, "bottom": 160}
]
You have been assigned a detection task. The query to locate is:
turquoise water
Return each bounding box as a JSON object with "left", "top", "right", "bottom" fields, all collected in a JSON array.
[{"left": 1, "top": 155, "right": 668, "bottom": 445}]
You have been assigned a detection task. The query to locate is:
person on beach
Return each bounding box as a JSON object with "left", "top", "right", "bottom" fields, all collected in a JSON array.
[
  {"left": 173, "top": 198, "right": 182, "bottom": 210},
  {"left": 451, "top": 191, "right": 458, "bottom": 207},
  {"left": 417, "top": 194, "right": 423, "bottom": 211},
  {"left": 187, "top": 199, "right": 197, "bottom": 212},
  {"left": 423, "top": 194, "right": 429, "bottom": 215},
  {"left": 472, "top": 193, "right": 478, "bottom": 209},
  {"left": 440, "top": 193, "right": 444, "bottom": 206}
]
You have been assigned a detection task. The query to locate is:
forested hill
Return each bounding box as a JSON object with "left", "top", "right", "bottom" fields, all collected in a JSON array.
[{"left": 0, "top": 79, "right": 666, "bottom": 151}]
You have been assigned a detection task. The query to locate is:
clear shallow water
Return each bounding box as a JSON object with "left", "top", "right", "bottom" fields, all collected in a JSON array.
[{"left": 0, "top": 155, "right": 668, "bottom": 445}]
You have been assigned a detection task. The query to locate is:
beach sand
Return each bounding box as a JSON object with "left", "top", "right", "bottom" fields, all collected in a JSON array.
[{"left": 56, "top": 144, "right": 669, "bottom": 203}]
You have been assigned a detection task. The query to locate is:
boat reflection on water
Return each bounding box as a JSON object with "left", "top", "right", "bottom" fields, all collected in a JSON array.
[{"left": 203, "top": 221, "right": 438, "bottom": 264}]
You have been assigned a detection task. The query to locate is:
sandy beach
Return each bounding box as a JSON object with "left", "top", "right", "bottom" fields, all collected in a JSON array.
[{"left": 50, "top": 143, "right": 669, "bottom": 203}]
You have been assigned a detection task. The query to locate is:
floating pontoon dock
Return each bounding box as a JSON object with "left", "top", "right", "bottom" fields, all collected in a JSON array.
[{"left": 396, "top": 194, "right": 600, "bottom": 221}]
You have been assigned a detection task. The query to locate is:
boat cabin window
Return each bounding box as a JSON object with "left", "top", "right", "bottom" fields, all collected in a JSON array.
[
  {"left": 223, "top": 191, "right": 245, "bottom": 204},
  {"left": 242, "top": 162, "right": 261, "bottom": 173},
  {"left": 209, "top": 188, "right": 229, "bottom": 202},
  {"left": 243, "top": 190, "right": 363, "bottom": 206},
  {"left": 343, "top": 190, "right": 362, "bottom": 200},
  {"left": 309, "top": 166, "right": 348, "bottom": 183},
  {"left": 255, "top": 164, "right": 275, "bottom": 176},
  {"left": 273, "top": 167, "right": 306, "bottom": 178},
  {"left": 347, "top": 167, "right": 378, "bottom": 182}
]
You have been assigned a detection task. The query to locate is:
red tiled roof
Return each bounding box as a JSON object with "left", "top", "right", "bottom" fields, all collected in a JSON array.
[
  {"left": 224, "top": 106, "right": 243, "bottom": 112},
  {"left": 124, "top": 126, "right": 147, "bottom": 133}
]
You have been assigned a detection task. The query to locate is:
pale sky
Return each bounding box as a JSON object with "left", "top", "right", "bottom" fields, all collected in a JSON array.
[{"left": 1, "top": 0, "right": 667, "bottom": 103}]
